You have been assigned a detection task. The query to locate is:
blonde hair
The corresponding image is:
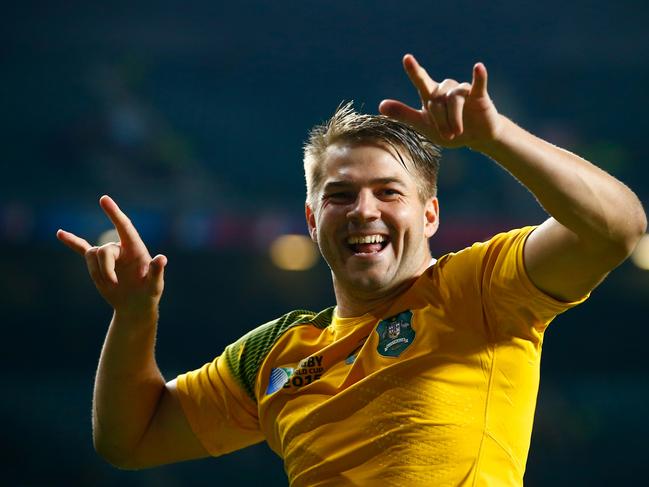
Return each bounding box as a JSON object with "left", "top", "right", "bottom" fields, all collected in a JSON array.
[{"left": 303, "top": 102, "right": 441, "bottom": 208}]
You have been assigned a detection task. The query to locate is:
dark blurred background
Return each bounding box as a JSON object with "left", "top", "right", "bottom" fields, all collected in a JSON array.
[{"left": 2, "top": 1, "right": 648, "bottom": 485}]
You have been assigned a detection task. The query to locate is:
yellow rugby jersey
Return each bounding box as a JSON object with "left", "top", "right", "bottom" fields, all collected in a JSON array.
[{"left": 176, "top": 226, "right": 587, "bottom": 486}]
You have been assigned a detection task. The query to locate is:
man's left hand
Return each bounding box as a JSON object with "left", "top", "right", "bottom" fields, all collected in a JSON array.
[{"left": 379, "top": 54, "right": 503, "bottom": 150}]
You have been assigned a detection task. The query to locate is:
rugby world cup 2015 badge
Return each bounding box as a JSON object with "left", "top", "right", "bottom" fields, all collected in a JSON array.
[
  {"left": 265, "top": 367, "right": 294, "bottom": 395},
  {"left": 376, "top": 310, "right": 415, "bottom": 358}
]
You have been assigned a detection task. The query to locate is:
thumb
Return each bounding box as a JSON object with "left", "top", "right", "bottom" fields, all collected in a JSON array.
[{"left": 379, "top": 99, "right": 428, "bottom": 132}]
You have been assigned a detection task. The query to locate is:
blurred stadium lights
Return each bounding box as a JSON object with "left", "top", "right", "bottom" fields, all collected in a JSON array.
[
  {"left": 270, "top": 234, "right": 318, "bottom": 271},
  {"left": 630, "top": 234, "right": 649, "bottom": 270},
  {"left": 98, "top": 228, "right": 120, "bottom": 246}
]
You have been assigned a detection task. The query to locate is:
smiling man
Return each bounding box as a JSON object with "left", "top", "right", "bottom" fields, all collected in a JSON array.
[
  {"left": 305, "top": 128, "right": 441, "bottom": 316},
  {"left": 58, "top": 54, "right": 646, "bottom": 486}
]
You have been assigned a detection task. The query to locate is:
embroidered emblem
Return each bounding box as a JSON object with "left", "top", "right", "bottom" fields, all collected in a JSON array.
[
  {"left": 376, "top": 310, "right": 415, "bottom": 358},
  {"left": 388, "top": 321, "right": 401, "bottom": 339}
]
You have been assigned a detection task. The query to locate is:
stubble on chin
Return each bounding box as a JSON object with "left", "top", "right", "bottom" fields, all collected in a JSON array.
[{"left": 335, "top": 266, "right": 398, "bottom": 299}]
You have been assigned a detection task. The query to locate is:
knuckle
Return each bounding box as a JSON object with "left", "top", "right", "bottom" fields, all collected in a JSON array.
[
  {"left": 440, "top": 79, "right": 458, "bottom": 90},
  {"left": 447, "top": 87, "right": 467, "bottom": 100},
  {"left": 99, "top": 242, "right": 120, "bottom": 256},
  {"left": 98, "top": 244, "right": 113, "bottom": 255}
]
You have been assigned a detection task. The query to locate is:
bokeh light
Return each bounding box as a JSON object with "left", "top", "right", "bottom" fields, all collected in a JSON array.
[
  {"left": 270, "top": 234, "right": 319, "bottom": 271},
  {"left": 97, "top": 228, "right": 119, "bottom": 246},
  {"left": 631, "top": 234, "right": 649, "bottom": 270}
]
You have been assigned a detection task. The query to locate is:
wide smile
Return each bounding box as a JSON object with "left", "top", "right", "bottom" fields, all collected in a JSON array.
[{"left": 345, "top": 234, "right": 391, "bottom": 257}]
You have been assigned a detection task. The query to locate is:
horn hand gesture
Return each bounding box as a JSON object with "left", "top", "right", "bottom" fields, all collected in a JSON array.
[
  {"left": 379, "top": 54, "right": 503, "bottom": 150},
  {"left": 57, "top": 195, "right": 167, "bottom": 316}
]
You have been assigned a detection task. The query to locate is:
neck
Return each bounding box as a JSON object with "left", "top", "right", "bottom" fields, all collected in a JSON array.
[
  {"left": 332, "top": 274, "right": 419, "bottom": 318},
  {"left": 332, "top": 250, "right": 434, "bottom": 318}
]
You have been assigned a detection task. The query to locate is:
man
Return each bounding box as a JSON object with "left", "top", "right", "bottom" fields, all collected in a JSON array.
[{"left": 57, "top": 54, "right": 646, "bottom": 486}]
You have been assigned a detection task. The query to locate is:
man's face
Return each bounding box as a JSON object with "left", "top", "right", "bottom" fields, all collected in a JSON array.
[{"left": 306, "top": 142, "right": 439, "bottom": 299}]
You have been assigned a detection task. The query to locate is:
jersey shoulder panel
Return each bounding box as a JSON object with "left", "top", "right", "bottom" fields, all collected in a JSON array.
[{"left": 223, "top": 307, "right": 334, "bottom": 402}]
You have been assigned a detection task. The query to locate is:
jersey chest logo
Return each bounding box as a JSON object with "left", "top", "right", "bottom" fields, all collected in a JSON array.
[
  {"left": 376, "top": 310, "right": 415, "bottom": 358},
  {"left": 265, "top": 367, "right": 295, "bottom": 395},
  {"left": 265, "top": 355, "right": 325, "bottom": 395}
]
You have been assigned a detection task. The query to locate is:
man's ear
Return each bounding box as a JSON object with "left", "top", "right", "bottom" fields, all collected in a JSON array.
[
  {"left": 305, "top": 203, "right": 317, "bottom": 242},
  {"left": 424, "top": 197, "right": 439, "bottom": 238}
]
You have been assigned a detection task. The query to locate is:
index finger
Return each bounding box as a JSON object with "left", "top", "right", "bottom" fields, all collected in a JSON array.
[
  {"left": 99, "top": 195, "right": 146, "bottom": 250},
  {"left": 403, "top": 54, "right": 439, "bottom": 103}
]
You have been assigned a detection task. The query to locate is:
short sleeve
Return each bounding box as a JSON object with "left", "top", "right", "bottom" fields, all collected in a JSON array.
[
  {"left": 479, "top": 226, "right": 589, "bottom": 337},
  {"left": 174, "top": 309, "right": 320, "bottom": 457},
  {"left": 175, "top": 356, "right": 264, "bottom": 457}
]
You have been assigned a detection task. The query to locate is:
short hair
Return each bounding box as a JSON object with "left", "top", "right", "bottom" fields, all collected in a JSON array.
[{"left": 303, "top": 101, "right": 441, "bottom": 208}]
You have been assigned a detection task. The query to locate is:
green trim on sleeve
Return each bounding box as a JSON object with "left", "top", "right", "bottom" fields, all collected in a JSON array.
[{"left": 223, "top": 306, "right": 334, "bottom": 402}]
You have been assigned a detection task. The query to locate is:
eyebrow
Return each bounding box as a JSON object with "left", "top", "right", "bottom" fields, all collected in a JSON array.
[{"left": 323, "top": 177, "right": 406, "bottom": 191}]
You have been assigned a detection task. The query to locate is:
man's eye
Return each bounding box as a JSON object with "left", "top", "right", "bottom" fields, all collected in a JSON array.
[
  {"left": 327, "top": 192, "right": 353, "bottom": 201},
  {"left": 380, "top": 189, "right": 401, "bottom": 198}
]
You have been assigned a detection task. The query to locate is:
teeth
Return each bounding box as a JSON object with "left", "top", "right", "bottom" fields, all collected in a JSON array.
[{"left": 347, "top": 234, "right": 386, "bottom": 245}]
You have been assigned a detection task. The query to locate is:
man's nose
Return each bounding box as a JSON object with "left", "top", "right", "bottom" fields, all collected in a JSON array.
[{"left": 347, "top": 190, "right": 380, "bottom": 222}]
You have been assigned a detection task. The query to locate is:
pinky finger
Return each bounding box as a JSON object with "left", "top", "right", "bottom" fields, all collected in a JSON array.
[
  {"left": 470, "top": 62, "right": 488, "bottom": 98},
  {"left": 147, "top": 254, "right": 168, "bottom": 292}
]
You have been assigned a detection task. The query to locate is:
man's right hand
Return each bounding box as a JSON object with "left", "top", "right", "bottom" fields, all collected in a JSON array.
[
  {"left": 56, "top": 195, "right": 208, "bottom": 469},
  {"left": 57, "top": 195, "right": 167, "bottom": 316}
]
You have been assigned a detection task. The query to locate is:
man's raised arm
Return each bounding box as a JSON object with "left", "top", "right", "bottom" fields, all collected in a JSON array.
[
  {"left": 57, "top": 195, "right": 207, "bottom": 469},
  {"left": 380, "top": 54, "right": 646, "bottom": 301}
]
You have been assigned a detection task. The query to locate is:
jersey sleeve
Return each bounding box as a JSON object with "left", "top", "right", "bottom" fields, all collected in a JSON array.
[
  {"left": 175, "top": 355, "right": 264, "bottom": 457},
  {"left": 478, "top": 226, "right": 589, "bottom": 337},
  {"left": 174, "top": 309, "right": 320, "bottom": 457},
  {"left": 436, "top": 226, "right": 589, "bottom": 341}
]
